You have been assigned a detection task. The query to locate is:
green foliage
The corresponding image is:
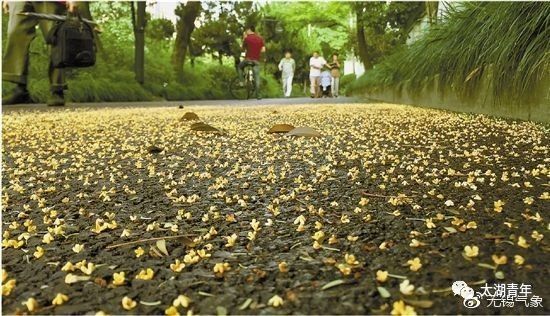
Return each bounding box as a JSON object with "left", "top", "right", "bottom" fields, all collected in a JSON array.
[
  {"left": 354, "top": 1, "right": 425, "bottom": 68},
  {"left": 351, "top": 2, "right": 550, "bottom": 104},
  {"left": 2, "top": 1, "right": 355, "bottom": 102},
  {"left": 192, "top": 1, "right": 259, "bottom": 64},
  {"left": 339, "top": 73, "right": 357, "bottom": 96},
  {"left": 148, "top": 18, "right": 175, "bottom": 41},
  {"left": 262, "top": 1, "right": 352, "bottom": 78}
]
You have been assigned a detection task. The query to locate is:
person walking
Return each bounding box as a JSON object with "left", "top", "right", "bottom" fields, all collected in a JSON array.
[
  {"left": 278, "top": 50, "right": 295, "bottom": 97},
  {"left": 2, "top": 1, "right": 78, "bottom": 106},
  {"left": 309, "top": 51, "right": 326, "bottom": 98},
  {"left": 238, "top": 25, "right": 265, "bottom": 100},
  {"left": 328, "top": 53, "right": 341, "bottom": 97}
]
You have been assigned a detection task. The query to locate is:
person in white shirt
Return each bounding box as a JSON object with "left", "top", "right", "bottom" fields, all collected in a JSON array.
[
  {"left": 309, "top": 51, "right": 326, "bottom": 98},
  {"left": 278, "top": 50, "right": 295, "bottom": 97}
]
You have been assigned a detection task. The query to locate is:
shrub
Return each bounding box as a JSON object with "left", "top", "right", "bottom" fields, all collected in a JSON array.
[
  {"left": 339, "top": 73, "right": 357, "bottom": 96},
  {"left": 350, "top": 2, "right": 550, "bottom": 104}
]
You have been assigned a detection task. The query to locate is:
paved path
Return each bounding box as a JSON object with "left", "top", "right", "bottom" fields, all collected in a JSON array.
[{"left": 2, "top": 97, "right": 367, "bottom": 112}]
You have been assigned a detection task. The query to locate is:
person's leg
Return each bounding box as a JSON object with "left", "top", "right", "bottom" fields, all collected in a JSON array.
[
  {"left": 334, "top": 77, "right": 340, "bottom": 97},
  {"left": 281, "top": 75, "right": 287, "bottom": 96},
  {"left": 2, "top": 1, "right": 37, "bottom": 104},
  {"left": 237, "top": 61, "right": 245, "bottom": 80},
  {"left": 286, "top": 75, "right": 293, "bottom": 97},
  {"left": 253, "top": 61, "right": 261, "bottom": 99},
  {"left": 314, "top": 76, "right": 321, "bottom": 98},
  {"left": 36, "top": 1, "right": 68, "bottom": 105},
  {"left": 309, "top": 75, "right": 316, "bottom": 97}
]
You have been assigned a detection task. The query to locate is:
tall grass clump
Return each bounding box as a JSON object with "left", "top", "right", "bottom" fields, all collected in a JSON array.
[{"left": 351, "top": 2, "right": 550, "bottom": 104}]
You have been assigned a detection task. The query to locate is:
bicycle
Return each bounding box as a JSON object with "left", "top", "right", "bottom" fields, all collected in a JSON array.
[{"left": 230, "top": 61, "right": 258, "bottom": 100}]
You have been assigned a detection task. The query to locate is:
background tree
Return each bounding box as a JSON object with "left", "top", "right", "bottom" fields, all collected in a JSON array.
[
  {"left": 172, "top": 1, "right": 202, "bottom": 80},
  {"left": 148, "top": 18, "right": 175, "bottom": 41},
  {"left": 191, "top": 1, "right": 260, "bottom": 69},
  {"left": 354, "top": 2, "right": 425, "bottom": 69},
  {"left": 130, "top": 1, "right": 147, "bottom": 84},
  {"left": 262, "top": 1, "right": 351, "bottom": 81}
]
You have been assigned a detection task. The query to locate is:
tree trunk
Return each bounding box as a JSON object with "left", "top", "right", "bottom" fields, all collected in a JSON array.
[
  {"left": 132, "top": 1, "right": 146, "bottom": 84},
  {"left": 355, "top": 6, "right": 371, "bottom": 69},
  {"left": 172, "top": 2, "right": 202, "bottom": 81},
  {"left": 425, "top": 2, "right": 439, "bottom": 24}
]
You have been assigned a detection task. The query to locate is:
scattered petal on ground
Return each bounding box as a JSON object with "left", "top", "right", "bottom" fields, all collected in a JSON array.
[{"left": 1, "top": 103, "right": 548, "bottom": 314}]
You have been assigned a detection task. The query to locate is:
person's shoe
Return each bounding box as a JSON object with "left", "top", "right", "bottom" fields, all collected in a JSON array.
[
  {"left": 2, "top": 86, "right": 31, "bottom": 105},
  {"left": 47, "top": 91, "right": 65, "bottom": 106}
]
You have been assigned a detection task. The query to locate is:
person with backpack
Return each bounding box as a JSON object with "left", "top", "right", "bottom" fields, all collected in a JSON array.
[{"left": 2, "top": 1, "right": 80, "bottom": 106}]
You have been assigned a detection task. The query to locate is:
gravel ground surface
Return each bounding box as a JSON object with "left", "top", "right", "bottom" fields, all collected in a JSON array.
[{"left": 2, "top": 102, "right": 549, "bottom": 315}]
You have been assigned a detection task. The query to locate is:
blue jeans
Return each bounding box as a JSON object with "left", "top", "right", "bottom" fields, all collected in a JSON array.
[{"left": 238, "top": 60, "right": 260, "bottom": 96}]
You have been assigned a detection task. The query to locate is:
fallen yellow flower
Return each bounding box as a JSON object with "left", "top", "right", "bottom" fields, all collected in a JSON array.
[
  {"left": 517, "top": 236, "right": 529, "bottom": 248},
  {"left": 173, "top": 295, "right": 191, "bottom": 308},
  {"left": 52, "top": 293, "right": 69, "bottom": 305},
  {"left": 268, "top": 295, "right": 284, "bottom": 307},
  {"left": 135, "top": 247, "right": 145, "bottom": 257},
  {"left": 80, "top": 262, "right": 96, "bottom": 275},
  {"left": 224, "top": 234, "right": 237, "bottom": 248},
  {"left": 493, "top": 200, "right": 505, "bottom": 213},
  {"left": 407, "top": 257, "right": 422, "bottom": 271},
  {"left": 463, "top": 245, "right": 479, "bottom": 258},
  {"left": 61, "top": 261, "right": 75, "bottom": 272},
  {"left": 213, "top": 262, "right": 231, "bottom": 275},
  {"left": 135, "top": 268, "right": 154, "bottom": 280},
  {"left": 399, "top": 279, "right": 415, "bottom": 296},
  {"left": 376, "top": 270, "right": 388, "bottom": 282},
  {"left": 278, "top": 262, "right": 289, "bottom": 273},
  {"left": 165, "top": 305, "right": 180, "bottom": 316},
  {"left": 122, "top": 296, "right": 137, "bottom": 310},
  {"left": 492, "top": 255, "right": 507, "bottom": 265},
  {"left": 391, "top": 300, "right": 417, "bottom": 316},
  {"left": 33, "top": 246, "right": 45, "bottom": 259},
  {"left": 72, "top": 244, "right": 84, "bottom": 253},
  {"left": 514, "top": 255, "right": 525, "bottom": 265},
  {"left": 23, "top": 297, "right": 39, "bottom": 312},
  {"left": 112, "top": 272, "right": 125, "bottom": 285},
  {"left": 345, "top": 253, "right": 359, "bottom": 266},
  {"left": 170, "top": 259, "right": 186, "bottom": 273},
  {"left": 42, "top": 232, "right": 54, "bottom": 244},
  {"left": 2, "top": 279, "right": 16, "bottom": 296}
]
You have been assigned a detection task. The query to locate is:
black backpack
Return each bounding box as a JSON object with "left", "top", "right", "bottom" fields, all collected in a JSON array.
[{"left": 48, "top": 13, "right": 96, "bottom": 68}]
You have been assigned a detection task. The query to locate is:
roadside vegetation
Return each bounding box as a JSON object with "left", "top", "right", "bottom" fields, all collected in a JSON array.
[
  {"left": 1, "top": 1, "right": 427, "bottom": 102},
  {"left": 349, "top": 2, "right": 550, "bottom": 104}
]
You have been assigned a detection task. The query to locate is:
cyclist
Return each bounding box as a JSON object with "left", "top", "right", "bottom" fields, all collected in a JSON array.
[{"left": 238, "top": 25, "right": 265, "bottom": 100}]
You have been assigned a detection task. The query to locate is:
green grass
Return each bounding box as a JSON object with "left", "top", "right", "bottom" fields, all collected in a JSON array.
[{"left": 350, "top": 2, "right": 550, "bottom": 104}]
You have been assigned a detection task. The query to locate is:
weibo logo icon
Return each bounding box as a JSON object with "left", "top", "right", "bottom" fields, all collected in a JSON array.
[{"left": 452, "top": 281, "right": 481, "bottom": 308}]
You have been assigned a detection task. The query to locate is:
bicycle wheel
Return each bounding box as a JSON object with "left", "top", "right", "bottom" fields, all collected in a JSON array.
[{"left": 230, "top": 77, "right": 248, "bottom": 100}]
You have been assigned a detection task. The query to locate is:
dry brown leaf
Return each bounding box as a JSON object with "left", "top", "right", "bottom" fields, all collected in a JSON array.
[
  {"left": 287, "top": 126, "right": 322, "bottom": 137},
  {"left": 181, "top": 112, "right": 200, "bottom": 121},
  {"left": 267, "top": 124, "right": 295, "bottom": 134}
]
